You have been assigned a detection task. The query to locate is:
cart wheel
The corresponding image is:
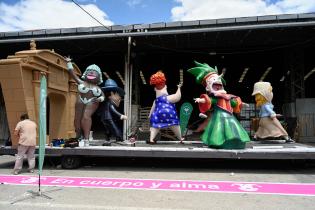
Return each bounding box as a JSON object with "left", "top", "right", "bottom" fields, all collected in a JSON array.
[{"left": 61, "top": 156, "right": 81, "bottom": 169}]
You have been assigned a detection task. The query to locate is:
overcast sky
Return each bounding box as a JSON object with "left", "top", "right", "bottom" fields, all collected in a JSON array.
[{"left": 1, "top": 0, "right": 315, "bottom": 32}]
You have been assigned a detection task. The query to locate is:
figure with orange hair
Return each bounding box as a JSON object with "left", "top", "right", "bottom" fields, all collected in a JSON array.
[{"left": 148, "top": 71, "right": 183, "bottom": 144}]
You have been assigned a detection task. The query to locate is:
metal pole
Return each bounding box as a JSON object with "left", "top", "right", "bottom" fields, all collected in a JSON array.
[
  {"left": 39, "top": 174, "right": 41, "bottom": 195},
  {"left": 123, "top": 60, "right": 128, "bottom": 140},
  {"left": 129, "top": 64, "right": 133, "bottom": 133},
  {"left": 123, "top": 36, "right": 132, "bottom": 139}
]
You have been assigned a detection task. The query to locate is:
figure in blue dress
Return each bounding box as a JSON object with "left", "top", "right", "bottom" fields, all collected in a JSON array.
[{"left": 148, "top": 71, "right": 183, "bottom": 144}]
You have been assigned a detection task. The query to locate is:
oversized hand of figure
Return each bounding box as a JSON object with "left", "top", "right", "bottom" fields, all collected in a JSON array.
[
  {"left": 242, "top": 102, "right": 250, "bottom": 108},
  {"left": 270, "top": 114, "right": 277, "bottom": 119},
  {"left": 120, "top": 115, "right": 128, "bottom": 120},
  {"left": 65, "top": 56, "right": 72, "bottom": 63},
  {"left": 89, "top": 96, "right": 104, "bottom": 103},
  {"left": 96, "top": 96, "right": 105, "bottom": 102},
  {"left": 194, "top": 98, "right": 205, "bottom": 103},
  {"left": 199, "top": 113, "right": 208, "bottom": 118},
  {"left": 64, "top": 56, "right": 75, "bottom": 72}
]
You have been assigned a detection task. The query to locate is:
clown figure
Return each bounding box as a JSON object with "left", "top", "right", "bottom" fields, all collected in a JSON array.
[
  {"left": 252, "top": 82, "right": 294, "bottom": 143},
  {"left": 66, "top": 57, "right": 104, "bottom": 141},
  {"left": 188, "top": 61, "right": 250, "bottom": 149},
  {"left": 148, "top": 71, "right": 183, "bottom": 144}
]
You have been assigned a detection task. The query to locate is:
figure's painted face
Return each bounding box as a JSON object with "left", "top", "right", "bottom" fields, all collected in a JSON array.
[
  {"left": 255, "top": 93, "right": 267, "bottom": 107},
  {"left": 205, "top": 74, "right": 226, "bottom": 95},
  {"left": 155, "top": 85, "right": 168, "bottom": 95},
  {"left": 109, "top": 92, "right": 122, "bottom": 107},
  {"left": 84, "top": 69, "right": 100, "bottom": 84}
]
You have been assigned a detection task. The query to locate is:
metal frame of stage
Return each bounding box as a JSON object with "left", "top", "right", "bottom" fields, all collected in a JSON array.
[{"left": 1, "top": 141, "right": 315, "bottom": 160}]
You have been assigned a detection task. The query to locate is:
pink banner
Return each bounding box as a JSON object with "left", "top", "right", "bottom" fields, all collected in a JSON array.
[{"left": 1, "top": 174, "right": 314, "bottom": 196}]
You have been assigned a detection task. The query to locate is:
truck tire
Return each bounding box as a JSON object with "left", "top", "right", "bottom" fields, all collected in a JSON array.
[{"left": 61, "top": 156, "right": 81, "bottom": 169}]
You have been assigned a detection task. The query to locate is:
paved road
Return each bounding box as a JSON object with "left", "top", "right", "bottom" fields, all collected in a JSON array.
[{"left": 0, "top": 155, "right": 315, "bottom": 210}]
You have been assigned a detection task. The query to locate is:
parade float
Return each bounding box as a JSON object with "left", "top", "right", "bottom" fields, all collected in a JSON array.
[{"left": 1, "top": 12, "right": 315, "bottom": 168}]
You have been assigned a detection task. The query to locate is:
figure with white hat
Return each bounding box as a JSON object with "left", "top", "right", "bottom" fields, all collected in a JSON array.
[
  {"left": 99, "top": 79, "right": 127, "bottom": 146},
  {"left": 188, "top": 61, "right": 250, "bottom": 149},
  {"left": 252, "top": 81, "right": 294, "bottom": 142}
]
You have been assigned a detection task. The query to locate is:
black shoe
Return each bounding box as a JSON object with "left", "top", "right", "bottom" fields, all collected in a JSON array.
[
  {"left": 115, "top": 137, "right": 124, "bottom": 142},
  {"left": 252, "top": 137, "right": 259, "bottom": 141},
  {"left": 102, "top": 141, "right": 111, "bottom": 146},
  {"left": 146, "top": 140, "right": 157, "bottom": 145},
  {"left": 285, "top": 138, "right": 295, "bottom": 143}
]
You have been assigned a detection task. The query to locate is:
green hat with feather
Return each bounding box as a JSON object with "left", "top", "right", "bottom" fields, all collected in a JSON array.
[{"left": 187, "top": 61, "right": 226, "bottom": 86}]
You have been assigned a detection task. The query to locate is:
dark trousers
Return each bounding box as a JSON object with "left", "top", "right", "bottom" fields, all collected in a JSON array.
[{"left": 101, "top": 119, "right": 123, "bottom": 141}]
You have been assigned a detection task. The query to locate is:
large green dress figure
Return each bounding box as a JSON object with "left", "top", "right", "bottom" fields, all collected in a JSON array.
[{"left": 188, "top": 61, "right": 250, "bottom": 149}]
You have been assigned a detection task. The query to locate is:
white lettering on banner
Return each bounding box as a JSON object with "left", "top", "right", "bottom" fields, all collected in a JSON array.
[
  {"left": 51, "top": 178, "right": 74, "bottom": 184},
  {"left": 21, "top": 177, "right": 46, "bottom": 184},
  {"left": 79, "top": 180, "right": 144, "bottom": 187},
  {"left": 1, "top": 175, "right": 315, "bottom": 196},
  {"left": 188, "top": 183, "right": 208, "bottom": 189},
  {"left": 231, "top": 183, "right": 261, "bottom": 191},
  {"left": 207, "top": 185, "right": 220, "bottom": 190},
  {"left": 80, "top": 180, "right": 90, "bottom": 184},
  {"left": 133, "top": 182, "right": 144, "bottom": 187},
  {"left": 101, "top": 181, "right": 113, "bottom": 186},
  {"left": 150, "top": 182, "right": 162, "bottom": 189},
  {"left": 90, "top": 181, "right": 103, "bottom": 185},
  {"left": 116, "top": 182, "right": 132, "bottom": 187},
  {"left": 169, "top": 183, "right": 180, "bottom": 188},
  {"left": 112, "top": 181, "right": 128, "bottom": 187},
  {"left": 169, "top": 182, "right": 220, "bottom": 190},
  {"left": 18, "top": 177, "right": 258, "bottom": 192}
]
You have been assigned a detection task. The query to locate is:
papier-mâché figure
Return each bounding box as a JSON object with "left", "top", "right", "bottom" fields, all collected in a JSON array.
[
  {"left": 99, "top": 79, "right": 127, "bottom": 146},
  {"left": 66, "top": 57, "right": 104, "bottom": 141},
  {"left": 252, "top": 81, "right": 294, "bottom": 143},
  {"left": 148, "top": 71, "right": 183, "bottom": 144},
  {"left": 188, "top": 61, "right": 250, "bottom": 149}
]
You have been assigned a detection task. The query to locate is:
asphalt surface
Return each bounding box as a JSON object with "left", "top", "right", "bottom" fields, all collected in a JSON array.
[{"left": 0, "top": 155, "right": 315, "bottom": 210}]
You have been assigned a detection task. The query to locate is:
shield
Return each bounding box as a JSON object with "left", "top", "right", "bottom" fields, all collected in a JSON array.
[{"left": 180, "top": 102, "right": 193, "bottom": 135}]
